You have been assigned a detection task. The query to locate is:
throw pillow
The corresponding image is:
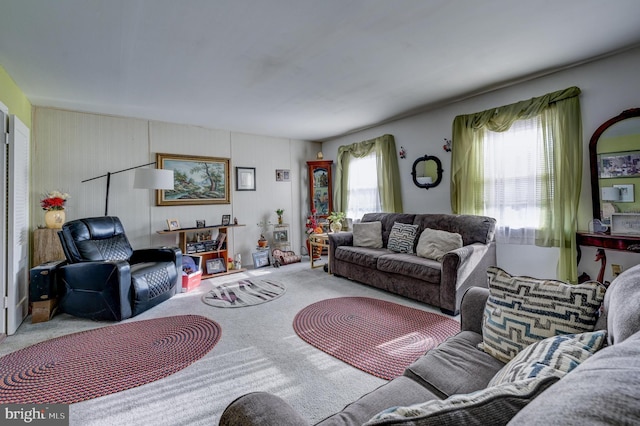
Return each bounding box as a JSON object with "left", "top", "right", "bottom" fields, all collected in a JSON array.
[
  {"left": 480, "top": 266, "right": 606, "bottom": 363},
  {"left": 387, "top": 222, "right": 419, "bottom": 253},
  {"left": 353, "top": 221, "right": 383, "bottom": 248},
  {"left": 363, "top": 376, "right": 558, "bottom": 425},
  {"left": 488, "top": 330, "right": 607, "bottom": 387},
  {"left": 416, "top": 228, "right": 463, "bottom": 261}
]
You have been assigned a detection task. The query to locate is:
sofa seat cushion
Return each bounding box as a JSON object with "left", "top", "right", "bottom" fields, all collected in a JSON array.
[
  {"left": 404, "top": 331, "right": 506, "bottom": 398},
  {"left": 334, "top": 246, "right": 390, "bottom": 269},
  {"left": 376, "top": 253, "right": 441, "bottom": 284},
  {"left": 481, "top": 266, "right": 606, "bottom": 363},
  {"left": 317, "top": 376, "right": 440, "bottom": 426},
  {"left": 364, "top": 376, "right": 559, "bottom": 426},
  {"left": 509, "top": 330, "right": 640, "bottom": 425}
]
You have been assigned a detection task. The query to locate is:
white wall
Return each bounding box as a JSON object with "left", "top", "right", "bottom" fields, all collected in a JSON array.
[
  {"left": 31, "top": 108, "right": 320, "bottom": 267},
  {"left": 322, "top": 46, "right": 640, "bottom": 282}
]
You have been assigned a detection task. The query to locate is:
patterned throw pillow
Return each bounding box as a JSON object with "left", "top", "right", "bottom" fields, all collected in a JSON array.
[
  {"left": 364, "top": 376, "right": 558, "bottom": 425},
  {"left": 387, "top": 222, "right": 419, "bottom": 253},
  {"left": 488, "top": 330, "right": 607, "bottom": 387},
  {"left": 480, "top": 267, "right": 606, "bottom": 363}
]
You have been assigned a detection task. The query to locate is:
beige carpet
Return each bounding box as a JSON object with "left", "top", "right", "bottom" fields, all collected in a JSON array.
[{"left": 0, "top": 259, "right": 457, "bottom": 426}]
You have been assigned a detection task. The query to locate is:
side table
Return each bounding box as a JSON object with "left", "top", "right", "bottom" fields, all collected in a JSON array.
[{"left": 308, "top": 233, "right": 329, "bottom": 271}]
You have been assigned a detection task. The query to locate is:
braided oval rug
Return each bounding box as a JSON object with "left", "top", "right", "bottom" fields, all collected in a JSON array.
[
  {"left": 293, "top": 297, "right": 460, "bottom": 380},
  {"left": 0, "top": 315, "right": 221, "bottom": 404}
]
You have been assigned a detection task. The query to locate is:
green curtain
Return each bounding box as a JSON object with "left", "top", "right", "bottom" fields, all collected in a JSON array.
[
  {"left": 451, "top": 86, "right": 582, "bottom": 282},
  {"left": 335, "top": 134, "right": 403, "bottom": 213}
]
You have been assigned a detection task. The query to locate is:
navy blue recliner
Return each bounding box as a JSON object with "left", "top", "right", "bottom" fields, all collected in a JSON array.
[{"left": 56, "top": 216, "right": 182, "bottom": 321}]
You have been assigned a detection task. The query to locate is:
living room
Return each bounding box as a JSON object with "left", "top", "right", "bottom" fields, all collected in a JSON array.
[{"left": 2, "top": 1, "right": 640, "bottom": 424}]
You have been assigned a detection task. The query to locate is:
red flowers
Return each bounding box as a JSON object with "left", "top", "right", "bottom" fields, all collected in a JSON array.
[{"left": 40, "top": 190, "right": 70, "bottom": 211}]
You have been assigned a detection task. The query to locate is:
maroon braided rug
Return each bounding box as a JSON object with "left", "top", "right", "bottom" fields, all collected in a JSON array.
[
  {"left": 293, "top": 297, "right": 460, "bottom": 380},
  {"left": 0, "top": 315, "right": 221, "bottom": 404}
]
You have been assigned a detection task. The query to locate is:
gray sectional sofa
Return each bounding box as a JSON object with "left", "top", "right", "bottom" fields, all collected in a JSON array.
[
  {"left": 328, "top": 213, "right": 497, "bottom": 315},
  {"left": 220, "top": 264, "right": 640, "bottom": 426}
]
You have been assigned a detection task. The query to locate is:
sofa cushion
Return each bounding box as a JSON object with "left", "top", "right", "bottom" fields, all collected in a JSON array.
[
  {"left": 317, "top": 376, "right": 440, "bottom": 426},
  {"left": 412, "top": 214, "right": 496, "bottom": 246},
  {"left": 509, "top": 330, "right": 640, "bottom": 426},
  {"left": 404, "top": 331, "right": 505, "bottom": 398},
  {"left": 416, "top": 228, "right": 463, "bottom": 261},
  {"left": 334, "top": 246, "right": 389, "bottom": 269},
  {"left": 480, "top": 266, "right": 606, "bottom": 363},
  {"left": 602, "top": 263, "right": 640, "bottom": 345},
  {"left": 364, "top": 376, "right": 559, "bottom": 426},
  {"left": 376, "top": 253, "right": 441, "bottom": 284},
  {"left": 387, "top": 223, "right": 419, "bottom": 254},
  {"left": 488, "top": 330, "right": 607, "bottom": 387},
  {"left": 361, "top": 213, "right": 416, "bottom": 247},
  {"left": 353, "top": 221, "right": 383, "bottom": 248}
]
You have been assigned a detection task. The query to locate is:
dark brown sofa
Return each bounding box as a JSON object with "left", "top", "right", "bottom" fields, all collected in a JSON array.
[{"left": 328, "top": 213, "right": 497, "bottom": 315}]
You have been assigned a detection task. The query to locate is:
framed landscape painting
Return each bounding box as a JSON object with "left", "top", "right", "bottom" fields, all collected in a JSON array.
[{"left": 156, "top": 153, "right": 230, "bottom": 205}]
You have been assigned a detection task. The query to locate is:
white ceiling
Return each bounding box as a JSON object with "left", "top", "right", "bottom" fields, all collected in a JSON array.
[{"left": 1, "top": 0, "right": 640, "bottom": 141}]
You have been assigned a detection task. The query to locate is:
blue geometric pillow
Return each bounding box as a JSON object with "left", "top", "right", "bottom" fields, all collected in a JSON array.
[
  {"left": 480, "top": 267, "right": 606, "bottom": 363},
  {"left": 387, "top": 222, "right": 418, "bottom": 254},
  {"left": 488, "top": 330, "right": 607, "bottom": 387}
]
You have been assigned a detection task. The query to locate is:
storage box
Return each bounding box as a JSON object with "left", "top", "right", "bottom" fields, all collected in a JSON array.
[
  {"left": 32, "top": 298, "right": 58, "bottom": 324},
  {"left": 182, "top": 270, "right": 202, "bottom": 292}
]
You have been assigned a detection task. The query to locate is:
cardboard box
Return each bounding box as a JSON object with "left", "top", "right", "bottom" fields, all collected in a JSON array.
[
  {"left": 182, "top": 270, "right": 202, "bottom": 292},
  {"left": 32, "top": 298, "right": 58, "bottom": 324}
]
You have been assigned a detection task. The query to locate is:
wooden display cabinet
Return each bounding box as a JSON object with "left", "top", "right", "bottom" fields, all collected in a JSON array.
[
  {"left": 307, "top": 160, "right": 333, "bottom": 218},
  {"left": 157, "top": 224, "right": 245, "bottom": 278}
]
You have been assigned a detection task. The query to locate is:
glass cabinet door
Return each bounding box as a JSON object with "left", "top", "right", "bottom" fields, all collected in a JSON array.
[{"left": 307, "top": 160, "right": 333, "bottom": 218}]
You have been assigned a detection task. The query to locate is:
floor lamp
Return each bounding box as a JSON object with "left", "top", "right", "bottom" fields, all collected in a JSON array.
[{"left": 82, "top": 162, "right": 174, "bottom": 216}]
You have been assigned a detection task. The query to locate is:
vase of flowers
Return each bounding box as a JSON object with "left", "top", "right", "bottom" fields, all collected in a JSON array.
[{"left": 41, "top": 190, "right": 70, "bottom": 229}]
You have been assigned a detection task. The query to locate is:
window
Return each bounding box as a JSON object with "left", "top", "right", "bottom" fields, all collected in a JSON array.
[
  {"left": 482, "top": 116, "right": 548, "bottom": 244},
  {"left": 345, "top": 152, "right": 381, "bottom": 220}
]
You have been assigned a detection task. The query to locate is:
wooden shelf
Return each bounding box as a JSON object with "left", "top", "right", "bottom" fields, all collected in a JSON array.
[
  {"left": 158, "top": 224, "right": 245, "bottom": 277},
  {"left": 576, "top": 231, "right": 640, "bottom": 253}
]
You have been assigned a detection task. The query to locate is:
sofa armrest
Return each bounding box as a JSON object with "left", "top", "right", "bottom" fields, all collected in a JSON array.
[
  {"left": 439, "top": 241, "right": 496, "bottom": 314},
  {"left": 460, "top": 287, "right": 490, "bottom": 334},
  {"left": 328, "top": 232, "right": 353, "bottom": 266},
  {"left": 131, "top": 246, "right": 182, "bottom": 266},
  {"left": 220, "top": 392, "right": 309, "bottom": 426}
]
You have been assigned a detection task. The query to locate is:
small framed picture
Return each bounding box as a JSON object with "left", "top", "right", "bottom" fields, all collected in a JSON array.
[
  {"left": 273, "top": 229, "right": 289, "bottom": 243},
  {"left": 167, "top": 218, "right": 180, "bottom": 231},
  {"left": 252, "top": 251, "right": 270, "bottom": 268},
  {"left": 275, "top": 169, "right": 290, "bottom": 182},
  {"left": 221, "top": 214, "right": 231, "bottom": 226},
  {"left": 196, "top": 220, "right": 206, "bottom": 228},
  {"left": 206, "top": 258, "right": 227, "bottom": 275},
  {"left": 236, "top": 166, "right": 256, "bottom": 191}
]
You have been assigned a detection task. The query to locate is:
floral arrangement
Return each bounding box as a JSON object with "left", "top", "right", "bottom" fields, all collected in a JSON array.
[
  {"left": 40, "top": 190, "right": 70, "bottom": 211},
  {"left": 305, "top": 209, "right": 323, "bottom": 234}
]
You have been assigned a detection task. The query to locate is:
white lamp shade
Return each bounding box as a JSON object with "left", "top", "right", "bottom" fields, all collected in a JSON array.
[
  {"left": 134, "top": 168, "right": 174, "bottom": 190},
  {"left": 601, "top": 186, "right": 621, "bottom": 201}
]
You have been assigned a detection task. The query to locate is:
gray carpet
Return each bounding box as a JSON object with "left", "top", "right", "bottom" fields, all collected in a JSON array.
[{"left": 0, "top": 258, "right": 457, "bottom": 426}]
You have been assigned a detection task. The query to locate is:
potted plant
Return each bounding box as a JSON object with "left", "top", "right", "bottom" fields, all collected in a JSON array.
[
  {"left": 257, "top": 220, "right": 272, "bottom": 247},
  {"left": 275, "top": 208, "right": 284, "bottom": 225},
  {"left": 327, "top": 211, "right": 346, "bottom": 233}
]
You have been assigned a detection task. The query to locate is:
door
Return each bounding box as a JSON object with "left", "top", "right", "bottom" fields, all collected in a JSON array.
[{"left": 6, "top": 114, "right": 30, "bottom": 335}]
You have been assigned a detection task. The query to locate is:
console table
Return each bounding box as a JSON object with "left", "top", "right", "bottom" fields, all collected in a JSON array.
[{"left": 576, "top": 232, "right": 640, "bottom": 254}]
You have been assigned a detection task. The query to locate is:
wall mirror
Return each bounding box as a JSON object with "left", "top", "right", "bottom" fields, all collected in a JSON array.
[
  {"left": 411, "top": 155, "right": 443, "bottom": 190},
  {"left": 589, "top": 108, "right": 640, "bottom": 227}
]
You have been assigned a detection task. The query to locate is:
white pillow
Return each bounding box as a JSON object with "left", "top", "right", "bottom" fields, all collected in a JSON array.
[
  {"left": 353, "top": 221, "right": 383, "bottom": 248},
  {"left": 416, "top": 228, "right": 463, "bottom": 261}
]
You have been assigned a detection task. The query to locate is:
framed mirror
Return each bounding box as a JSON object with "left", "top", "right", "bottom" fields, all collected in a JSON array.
[
  {"left": 589, "top": 108, "right": 640, "bottom": 224},
  {"left": 411, "top": 155, "right": 443, "bottom": 190}
]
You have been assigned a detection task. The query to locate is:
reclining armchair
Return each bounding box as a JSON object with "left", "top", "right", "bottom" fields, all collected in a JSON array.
[{"left": 56, "top": 216, "right": 182, "bottom": 321}]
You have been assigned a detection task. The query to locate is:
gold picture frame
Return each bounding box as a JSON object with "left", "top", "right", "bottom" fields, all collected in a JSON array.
[{"left": 156, "top": 153, "right": 231, "bottom": 206}]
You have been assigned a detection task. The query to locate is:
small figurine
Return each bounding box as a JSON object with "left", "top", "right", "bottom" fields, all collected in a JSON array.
[
  {"left": 399, "top": 146, "right": 406, "bottom": 159},
  {"left": 233, "top": 217, "right": 238, "bottom": 225}
]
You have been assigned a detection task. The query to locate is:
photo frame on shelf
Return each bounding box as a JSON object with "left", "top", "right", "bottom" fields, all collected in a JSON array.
[
  {"left": 273, "top": 229, "right": 289, "bottom": 243},
  {"left": 236, "top": 166, "right": 256, "bottom": 191},
  {"left": 167, "top": 218, "right": 180, "bottom": 231},
  {"left": 156, "top": 153, "right": 230, "bottom": 205},
  {"left": 252, "top": 251, "right": 270, "bottom": 268},
  {"left": 598, "top": 150, "right": 640, "bottom": 178},
  {"left": 275, "top": 169, "right": 290, "bottom": 182},
  {"left": 206, "top": 258, "right": 227, "bottom": 275},
  {"left": 221, "top": 214, "right": 231, "bottom": 226},
  {"left": 196, "top": 220, "right": 206, "bottom": 228}
]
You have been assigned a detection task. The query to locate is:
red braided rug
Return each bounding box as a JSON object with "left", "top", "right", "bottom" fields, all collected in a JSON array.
[
  {"left": 293, "top": 297, "right": 460, "bottom": 380},
  {"left": 0, "top": 315, "right": 221, "bottom": 404}
]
